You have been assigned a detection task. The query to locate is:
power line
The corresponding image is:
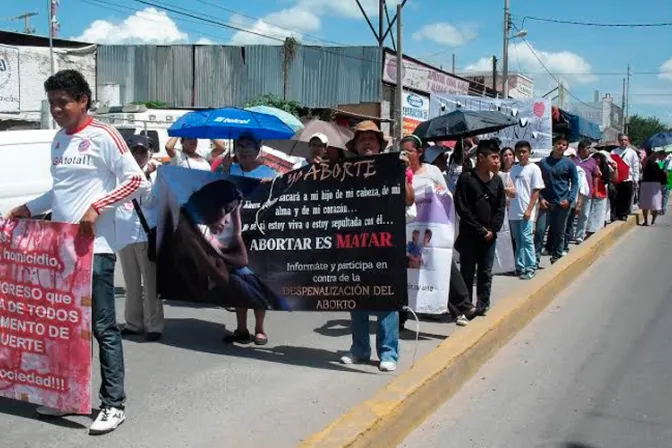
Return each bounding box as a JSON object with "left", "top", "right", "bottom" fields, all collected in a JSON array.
[
  {"left": 185, "top": 0, "right": 348, "bottom": 47},
  {"left": 77, "top": 0, "right": 232, "bottom": 42},
  {"left": 512, "top": 14, "right": 672, "bottom": 27},
  {"left": 518, "top": 37, "right": 601, "bottom": 110}
]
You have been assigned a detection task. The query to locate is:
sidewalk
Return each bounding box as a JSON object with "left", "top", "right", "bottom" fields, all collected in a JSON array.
[{"left": 1, "top": 256, "right": 548, "bottom": 448}]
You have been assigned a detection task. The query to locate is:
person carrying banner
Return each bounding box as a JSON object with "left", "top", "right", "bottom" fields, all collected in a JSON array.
[
  {"left": 340, "top": 121, "right": 413, "bottom": 372},
  {"left": 399, "top": 135, "right": 447, "bottom": 329},
  {"left": 220, "top": 134, "right": 277, "bottom": 345},
  {"left": 8, "top": 69, "right": 150, "bottom": 434},
  {"left": 508, "top": 140, "right": 544, "bottom": 279},
  {"left": 116, "top": 135, "right": 164, "bottom": 342},
  {"left": 454, "top": 139, "right": 506, "bottom": 315},
  {"left": 611, "top": 134, "right": 640, "bottom": 221},
  {"left": 535, "top": 136, "right": 578, "bottom": 266}
]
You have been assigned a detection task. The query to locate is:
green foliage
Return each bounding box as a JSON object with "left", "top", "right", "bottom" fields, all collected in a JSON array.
[
  {"left": 131, "top": 101, "right": 170, "bottom": 109},
  {"left": 245, "top": 94, "right": 302, "bottom": 117},
  {"left": 245, "top": 93, "right": 336, "bottom": 122},
  {"left": 628, "top": 114, "right": 671, "bottom": 147}
]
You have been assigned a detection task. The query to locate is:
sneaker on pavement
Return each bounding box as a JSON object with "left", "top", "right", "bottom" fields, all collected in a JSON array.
[
  {"left": 89, "top": 407, "right": 125, "bottom": 435},
  {"left": 456, "top": 315, "right": 469, "bottom": 326},
  {"left": 36, "top": 406, "right": 69, "bottom": 418},
  {"left": 339, "top": 353, "right": 369, "bottom": 365},
  {"left": 379, "top": 361, "right": 397, "bottom": 372}
]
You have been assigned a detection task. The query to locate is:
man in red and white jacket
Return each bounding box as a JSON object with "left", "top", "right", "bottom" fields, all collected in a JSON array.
[{"left": 9, "top": 69, "right": 150, "bottom": 435}]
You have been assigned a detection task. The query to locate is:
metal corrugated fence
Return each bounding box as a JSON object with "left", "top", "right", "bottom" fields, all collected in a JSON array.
[{"left": 97, "top": 44, "right": 382, "bottom": 108}]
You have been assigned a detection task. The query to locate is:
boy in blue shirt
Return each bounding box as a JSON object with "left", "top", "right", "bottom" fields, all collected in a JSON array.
[{"left": 535, "top": 136, "right": 578, "bottom": 265}]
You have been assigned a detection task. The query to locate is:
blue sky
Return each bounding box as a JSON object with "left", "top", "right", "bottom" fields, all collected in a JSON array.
[{"left": 4, "top": 0, "right": 672, "bottom": 122}]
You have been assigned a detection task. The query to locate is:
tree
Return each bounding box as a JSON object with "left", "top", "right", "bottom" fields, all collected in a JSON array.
[
  {"left": 627, "top": 114, "right": 671, "bottom": 147},
  {"left": 245, "top": 93, "right": 302, "bottom": 117},
  {"left": 245, "top": 94, "right": 334, "bottom": 122}
]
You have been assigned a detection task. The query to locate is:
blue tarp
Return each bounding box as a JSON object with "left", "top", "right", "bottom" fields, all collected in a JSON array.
[{"left": 561, "top": 110, "right": 601, "bottom": 141}]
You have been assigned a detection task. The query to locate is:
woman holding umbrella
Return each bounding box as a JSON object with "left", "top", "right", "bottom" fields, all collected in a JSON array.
[
  {"left": 165, "top": 136, "right": 225, "bottom": 171},
  {"left": 167, "top": 107, "right": 296, "bottom": 346},
  {"left": 219, "top": 133, "right": 278, "bottom": 345}
]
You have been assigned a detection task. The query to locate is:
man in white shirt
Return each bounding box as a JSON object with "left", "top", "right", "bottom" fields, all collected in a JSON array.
[
  {"left": 9, "top": 70, "right": 150, "bottom": 435},
  {"left": 611, "top": 133, "right": 640, "bottom": 220},
  {"left": 508, "top": 140, "right": 545, "bottom": 279}
]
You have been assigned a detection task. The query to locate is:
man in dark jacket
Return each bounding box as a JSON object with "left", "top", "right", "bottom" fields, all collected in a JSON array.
[{"left": 454, "top": 139, "right": 506, "bottom": 315}]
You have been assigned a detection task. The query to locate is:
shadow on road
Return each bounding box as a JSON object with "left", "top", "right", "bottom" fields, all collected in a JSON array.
[
  {"left": 313, "top": 319, "right": 447, "bottom": 341},
  {"left": 0, "top": 398, "right": 90, "bottom": 429},
  {"left": 155, "top": 318, "right": 374, "bottom": 373}
]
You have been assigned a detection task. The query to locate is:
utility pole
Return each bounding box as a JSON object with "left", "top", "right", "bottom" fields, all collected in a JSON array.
[
  {"left": 492, "top": 56, "right": 498, "bottom": 95},
  {"left": 557, "top": 81, "right": 565, "bottom": 110},
  {"left": 395, "top": 3, "right": 404, "bottom": 144},
  {"left": 16, "top": 12, "right": 38, "bottom": 34},
  {"left": 48, "top": 0, "right": 60, "bottom": 76},
  {"left": 621, "top": 77, "right": 626, "bottom": 130},
  {"left": 378, "top": 0, "right": 385, "bottom": 47},
  {"left": 624, "top": 64, "right": 631, "bottom": 134},
  {"left": 502, "top": 0, "right": 510, "bottom": 98},
  {"left": 452, "top": 54, "right": 456, "bottom": 73}
]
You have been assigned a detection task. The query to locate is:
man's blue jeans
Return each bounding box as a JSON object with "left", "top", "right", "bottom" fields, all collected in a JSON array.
[
  {"left": 535, "top": 205, "right": 571, "bottom": 264},
  {"left": 93, "top": 254, "right": 126, "bottom": 409},
  {"left": 350, "top": 311, "right": 399, "bottom": 363},
  {"left": 510, "top": 219, "right": 536, "bottom": 275}
]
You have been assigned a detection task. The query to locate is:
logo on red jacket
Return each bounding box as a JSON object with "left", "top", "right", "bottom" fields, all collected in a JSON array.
[{"left": 78, "top": 139, "right": 90, "bottom": 152}]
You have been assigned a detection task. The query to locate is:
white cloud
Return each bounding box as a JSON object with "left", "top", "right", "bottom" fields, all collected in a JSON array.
[
  {"left": 75, "top": 7, "right": 188, "bottom": 44},
  {"left": 660, "top": 58, "right": 672, "bottom": 81},
  {"left": 227, "top": 5, "right": 322, "bottom": 45},
  {"left": 195, "top": 38, "right": 215, "bottom": 45},
  {"left": 413, "top": 23, "right": 477, "bottom": 47},
  {"left": 297, "top": 0, "right": 403, "bottom": 19},
  {"left": 465, "top": 42, "right": 596, "bottom": 93}
]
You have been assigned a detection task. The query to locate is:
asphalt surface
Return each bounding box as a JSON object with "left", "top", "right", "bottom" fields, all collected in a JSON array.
[
  {"left": 402, "top": 213, "right": 672, "bottom": 448},
  {"left": 1, "top": 251, "right": 527, "bottom": 447}
]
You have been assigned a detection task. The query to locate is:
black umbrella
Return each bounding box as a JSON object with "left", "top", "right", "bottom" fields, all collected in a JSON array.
[{"left": 413, "top": 110, "right": 518, "bottom": 142}]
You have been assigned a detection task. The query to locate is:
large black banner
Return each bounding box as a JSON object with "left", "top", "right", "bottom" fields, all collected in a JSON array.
[{"left": 156, "top": 153, "right": 407, "bottom": 311}]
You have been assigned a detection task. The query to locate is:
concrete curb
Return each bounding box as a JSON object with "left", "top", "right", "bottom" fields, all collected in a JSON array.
[{"left": 300, "top": 213, "right": 639, "bottom": 448}]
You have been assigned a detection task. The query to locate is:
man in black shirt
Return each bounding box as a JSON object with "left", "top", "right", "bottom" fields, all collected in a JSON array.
[{"left": 454, "top": 139, "right": 506, "bottom": 315}]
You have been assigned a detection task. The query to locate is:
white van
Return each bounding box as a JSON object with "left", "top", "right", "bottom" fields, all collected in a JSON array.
[
  {"left": 0, "top": 129, "right": 56, "bottom": 216},
  {"left": 93, "top": 106, "right": 223, "bottom": 162}
]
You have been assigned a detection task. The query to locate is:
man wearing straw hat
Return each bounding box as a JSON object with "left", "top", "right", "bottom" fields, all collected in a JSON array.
[{"left": 340, "top": 121, "right": 413, "bottom": 372}]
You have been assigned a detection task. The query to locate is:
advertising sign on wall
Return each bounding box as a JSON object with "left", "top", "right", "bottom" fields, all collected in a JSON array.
[
  {"left": 383, "top": 53, "right": 469, "bottom": 96},
  {"left": 402, "top": 90, "right": 430, "bottom": 135},
  {"left": 0, "top": 45, "right": 20, "bottom": 113}
]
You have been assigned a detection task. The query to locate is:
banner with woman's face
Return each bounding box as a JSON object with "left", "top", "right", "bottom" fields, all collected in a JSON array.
[{"left": 155, "top": 154, "right": 408, "bottom": 311}]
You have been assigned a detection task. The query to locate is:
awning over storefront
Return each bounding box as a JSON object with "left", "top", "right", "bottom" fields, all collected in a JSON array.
[{"left": 552, "top": 107, "right": 601, "bottom": 141}]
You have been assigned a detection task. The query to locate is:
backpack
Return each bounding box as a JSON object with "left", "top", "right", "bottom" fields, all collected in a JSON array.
[{"left": 611, "top": 153, "right": 630, "bottom": 184}]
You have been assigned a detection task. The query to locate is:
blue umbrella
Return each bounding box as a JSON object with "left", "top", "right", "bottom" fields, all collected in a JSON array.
[
  {"left": 168, "top": 107, "right": 296, "bottom": 140},
  {"left": 644, "top": 132, "right": 672, "bottom": 150},
  {"left": 245, "top": 105, "right": 304, "bottom": 133}
]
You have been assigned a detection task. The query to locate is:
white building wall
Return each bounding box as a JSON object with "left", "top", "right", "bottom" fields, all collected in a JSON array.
[{"left": 0, "top": 45, "right": 96, "bottom": 124}]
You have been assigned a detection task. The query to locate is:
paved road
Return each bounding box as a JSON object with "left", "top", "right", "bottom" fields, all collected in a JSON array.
[
  {"left": 402, "top": 213, "right": 672, "bottom": 448},
  {"left": 1, "top": 252, "right": 528, "bottom": 447}
]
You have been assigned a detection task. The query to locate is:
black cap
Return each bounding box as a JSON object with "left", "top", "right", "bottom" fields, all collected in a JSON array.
[{"left": 126, "top": 134, "right": 153, "bottom": 151}]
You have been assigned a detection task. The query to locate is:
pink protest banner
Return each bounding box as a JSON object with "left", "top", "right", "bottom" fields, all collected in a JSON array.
[{"left": 0, "top": 218, "right": 93, "bottom": 414}]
